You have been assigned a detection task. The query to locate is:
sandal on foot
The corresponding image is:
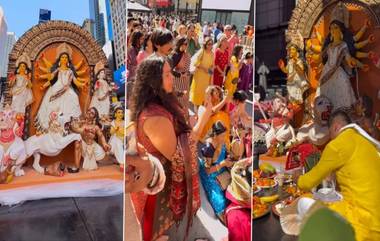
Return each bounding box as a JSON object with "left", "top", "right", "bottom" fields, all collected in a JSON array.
[
  {"left": 67, "top": 167, "right": 80, "bottom": 173},
  {"left": 44, "top": 163, "right": 64, "bottom": 177}
]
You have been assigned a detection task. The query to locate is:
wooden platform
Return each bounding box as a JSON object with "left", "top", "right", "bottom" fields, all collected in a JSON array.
[
  {"left": 260, "top": 154, "right": 287, "bottom": 163},
  {"left": 0, "top": 165, "right": 123, "bottom": 191}
]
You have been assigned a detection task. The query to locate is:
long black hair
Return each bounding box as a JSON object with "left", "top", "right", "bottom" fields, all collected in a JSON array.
[
  {"left": 151, "top": 28, "right": 174, "bottom": 52},
  {"left": 88, "top": 106, "right": 101, "bottom": 128},
  {"left": 225, "top": 45, "right": 243, "bottom": 76},
  {"left": 142, "top": 32, "right": 152, "bottom": 51},
  {"left": 170, "top": 37, "right": 187, "bottom": 68},
  {"left": 50, "top": 53, "right": 79, "bottom": 94},
  {"left": 232, "top": 45, "right": 243, "bottom": 59},
  {"left": 129, "top": 56, "right": 191, "bottom": 135},
  {"left": 130, "top": 30, "right": 144, "bottom": 50},
  {"left": 322, "top": 20, "right": 356, "bottom": 64},
  {"left": 14, "top": 62, "right": 31, "bottom": 75},
  {"left": 209, "top": 120, "right": 227, "bottom": 137},
  {"left": 113, "top": 106, "right": 124, "bottom": 120}
]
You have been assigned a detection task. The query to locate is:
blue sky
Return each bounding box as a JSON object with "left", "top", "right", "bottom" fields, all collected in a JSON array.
[{"left": 0, "top": 0, "right": 89, "bottom": 38}]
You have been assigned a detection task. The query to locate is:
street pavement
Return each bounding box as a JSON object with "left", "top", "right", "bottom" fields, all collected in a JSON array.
[{"left": 0, "top": 195, "right": 123, "bottom": 241}]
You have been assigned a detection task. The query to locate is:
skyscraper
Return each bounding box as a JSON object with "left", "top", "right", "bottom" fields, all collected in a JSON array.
[
  {"left": 99, "top": 0, "right": 114, "bottom": 42},
  {"left": 82, "top": 18, "right": 95, "bottom": 37},
  {"left": 39, "top": 9, "right": 51, "bottom": 23},
  {"left": 89, "top": 0, "right": 106, "bottom": 46},
  {"left": 89, "top": 0, "right": 114, "bottom": 46},
  {"left": 110, "top": 0, "right": 126, "bottom": 70},
  {"left": 255, "top": 0, "right": 296, "bottom": 85},
  {"left": 99, "top": 12, "right": 106, "bottom": 45},
  {"left": 0, "top": 6, "right": 9, "bottom": 78},
  {"left": 0, "top": 32, "right": 17, "bottom": 78}
]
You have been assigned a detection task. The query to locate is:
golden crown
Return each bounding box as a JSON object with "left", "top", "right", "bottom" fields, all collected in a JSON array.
[
  {"left": 331, "top": 2, "right": 350, "bottom": 28},
  {"left": 94, "top": 61, "right": 105, "bottom": 76},
  {"left": 56, "top": 42, "right": 73, "bottom": 59},
  {"left": 15, "top": 53, "right": 31, "bottom": 69},
  {"left": 285, "top": 30, "right": 304, "bottom": 50}
]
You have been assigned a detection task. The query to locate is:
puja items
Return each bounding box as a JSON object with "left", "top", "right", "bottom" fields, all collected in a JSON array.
[
  {"left": 252, "top": 196, "right": 270, "bottom": 219},
  {"left": 286, "top": 143, "right": 320, "bottom": 171}
]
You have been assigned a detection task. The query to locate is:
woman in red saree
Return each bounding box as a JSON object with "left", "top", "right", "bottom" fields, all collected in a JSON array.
[
  {"left": 128, "top": 56, "right": 212, "bottom": 241},
  {"left": 213, "top": 35, "right": 229, "bottom": 87}
]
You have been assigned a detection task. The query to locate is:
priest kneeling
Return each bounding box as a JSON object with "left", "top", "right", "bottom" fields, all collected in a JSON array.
[{"left": 295, "top": 110, "right": 380, "bottom": 241}]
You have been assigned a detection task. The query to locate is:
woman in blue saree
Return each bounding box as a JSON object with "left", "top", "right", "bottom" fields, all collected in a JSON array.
[{"left": 199, "top": 121, "right": 234, "bottom": 221}]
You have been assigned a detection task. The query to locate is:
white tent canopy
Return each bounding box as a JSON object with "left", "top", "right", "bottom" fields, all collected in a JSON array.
[
  {"left": 127, "top": 1, "right": 152, "bottom": 12},
  {"left": 201, "top": 0, "right": 250, "bottom": 11}
]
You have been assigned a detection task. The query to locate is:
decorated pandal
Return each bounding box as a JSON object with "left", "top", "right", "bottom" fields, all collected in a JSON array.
[
  {"left": 0, "top": 21, "right": 123, "bottom": 205},
  {"left": 254, "top": 1, "right": 380, "bottom": 240}
]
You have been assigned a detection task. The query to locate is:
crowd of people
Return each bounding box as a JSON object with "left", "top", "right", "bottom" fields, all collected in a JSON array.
[{"left": 125, "top": 12, "right": 253, "bottom": 241}]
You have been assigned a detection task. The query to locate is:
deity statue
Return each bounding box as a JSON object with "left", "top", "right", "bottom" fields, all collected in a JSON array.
[
  {"left": 296, "top": 95, "right": 333, "bottom": 147},
  {"left": 126, "top": 109, "right": 137, "bottom": 156},
  {"left": 89, "top": 61, "right": 112, "bottom": 118},
  {"left": 257, "top": 61, "right": 269, "bottom": 91},
  {"left": 36, "top": 42, "right": 89, "bottom": 132},
  {"left": 0, "top": 105, "right": 27, "bottom": 182},
  {"left": 260, "top": 94, "right": 296, "bottom": 156},
  {"left": 25, "top": 110, "right": 82, "bottom": 175},
  {"left": 109, "top": 107, "right": 124, "bottom": 167},
  {"left": 278, "top": 37, "right": 309, "bottom": 104},
  {"left": 306, "top": 3, "right": 375, "bottom": 111},
  {"left": 9, "top": 54, "right": 34, "bottom": 115},
  {"left": 70, "top": 107, "right": 110, "bottom": 171}
]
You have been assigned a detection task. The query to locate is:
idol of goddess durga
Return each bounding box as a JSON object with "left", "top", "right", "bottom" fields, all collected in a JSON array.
[
  {"left": 36, "top": 42, "right": 89, "bottom": 133},
  {"left": 306, "top": 2, "right": 375, "bottom": 111}
]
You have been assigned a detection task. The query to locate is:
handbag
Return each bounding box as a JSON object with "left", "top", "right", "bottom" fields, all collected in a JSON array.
[{"left": 216, "top": 169, "right": 231, "bottom": 190}]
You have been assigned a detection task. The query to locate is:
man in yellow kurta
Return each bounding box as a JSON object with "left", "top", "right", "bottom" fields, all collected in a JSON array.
[{"left": 297, "top": 110, "right": 380, "bottom": 241}]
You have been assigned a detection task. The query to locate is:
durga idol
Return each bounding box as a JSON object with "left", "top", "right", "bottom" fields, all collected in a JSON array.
[{"left": 36, "top": 42, "right": 88, "bottom": 132}]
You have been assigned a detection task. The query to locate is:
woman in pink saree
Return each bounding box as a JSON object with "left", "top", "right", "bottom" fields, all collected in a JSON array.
[{"left": 225, "top": 158, "right": 252, "bottom": 241}]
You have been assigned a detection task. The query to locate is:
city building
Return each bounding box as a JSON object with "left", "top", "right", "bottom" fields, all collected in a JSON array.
[
  {"left": 89, "top": 0, "right": 106, "bottom": 46},
  {"left": 82, "top": 18, "right": 95, "bottom": 37},
  {"left": 39, "top": 9, "right": 51, "bottom": 24},
  {"left": 248, "top": 0, "right": 254, "bottom": 26},
  {"left": 200, "top": 0, "right": 251, "bottom": 33},
  {"left": 255, "top": 0, "right": 296, "bottom": 86},
  {"left": 0, "top": 6, "right": 8, "bottom": 78},
  {"left": 174, "top": 0, "right": 198, "bottom": 13},
  {"left": 89, "top": 0, "right": 114, "bottom": 46},
  {"left": 5, "top": 32, "right": 16, "bottom": 67},
  {"left": 102, "top": 40, "right": 115, "bottom": 71},
  {"left": 110, "top": 0, "right": 126, "bottom": 96},
  {"left": 110, "top": 0, "right": 126, "bottom": 70},
  {"left": 128, "top": 1, "right": 151, "bottom": 12},
  {"left": 99, "top": 0, "right": 114, "bottom": 42},
  {"left": 147, "top": 0, "right": 173, "bottom": 11},
  {"left": 99, "top": 12, "right": 106, "bottom": 44}
]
